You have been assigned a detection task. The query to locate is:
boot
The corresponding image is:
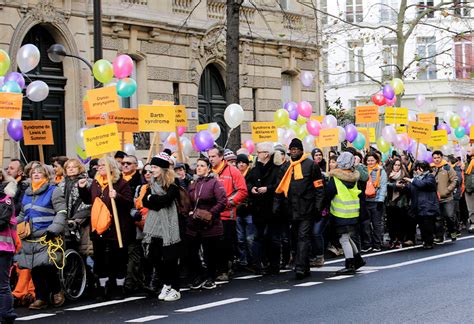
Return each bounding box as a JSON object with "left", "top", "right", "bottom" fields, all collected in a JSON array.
[
  {"left": 336, "top": 258, "right": 356, "bottom": 275},
  {"left": 354, "top": 253, "right": 366, "bottom": 270}
]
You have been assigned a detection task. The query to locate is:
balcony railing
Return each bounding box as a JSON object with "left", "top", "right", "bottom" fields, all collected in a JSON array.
[
  {"left": 121, "top": 0, "right": 148, "bottom": 5},
  {"left": 173, "top": 0, "right": 193, "bottom": 14}
]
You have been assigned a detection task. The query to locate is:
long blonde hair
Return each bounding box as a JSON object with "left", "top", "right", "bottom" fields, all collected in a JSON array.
[
  {"left": 154, "top": 166, "right": 175, "bottom": 190},
  {"left": 98, "top": 157, "right": 121, "bottom": 183}
]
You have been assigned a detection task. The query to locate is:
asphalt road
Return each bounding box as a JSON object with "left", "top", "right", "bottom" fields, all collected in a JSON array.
[{"left": 15, "top": 235, "right": 474, "bottom": 323}]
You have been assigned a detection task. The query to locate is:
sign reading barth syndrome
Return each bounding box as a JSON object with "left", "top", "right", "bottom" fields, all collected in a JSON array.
[
  {"left": 0, "top": 93, "right": 22, "bottom": 119},
  {"left": 84, "top": 123, "right": 121, "bottom": 157},
  {"left": 251, "top": 122, "right": 277, "bottom": 142},
  {"left": 138, "top": 105, "right": 176, "bottom": 132},
  {"left": 318, "top": 128, "right": 339, "bottom": 147},
  {"left": 385, "top": 108, "right": 408, "bottom": 124},
  {"left": 355, "top": 106, "right": 379, "bottom": 124},
  {"left": 22, "top": 120, "right": 54, "bottom": 145},
  {"left": 408, "top": 122, "right": 432, "bottom": 140},
  {"left": 86, "top": 86, "right": 120, "bottom": 116}
]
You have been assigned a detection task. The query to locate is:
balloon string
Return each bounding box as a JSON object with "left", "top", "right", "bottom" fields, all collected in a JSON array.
[
  {"left": 223, "top": 128, "right": 233, "bottom": 149},
  {"left": 18, "top": 142, "right": 29, "bottom": 165}
]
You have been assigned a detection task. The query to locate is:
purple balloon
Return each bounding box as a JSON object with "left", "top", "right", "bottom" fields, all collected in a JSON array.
[
  {"left": 345, "top": 124, "right": 358, "bottom": 142},
  {"left": 465, "top": 122, "right": 472, "bottom": 136},
  {"left": 383, "top": 84, "right": 395, "bottom": 100},
  {"left": 437, "top": 123, "right": 451, "bottom": 135},
  {"left": 5, "top": 72, "right": 25, "bottom": 89},
  {"left": 194, "top": 130, "right": 214, "bottom": 151},
  {"left": 423, "top": 151, "right": 433, "bottom": 164},
  {"left": 7, "top": 119, "right": 23, "bottom": 142},
  {"left": 284, "top": 101, "right": 299, "bottom": 121}
]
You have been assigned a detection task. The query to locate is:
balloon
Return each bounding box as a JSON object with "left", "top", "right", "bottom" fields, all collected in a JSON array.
[
  {"left": 284, "top": 101, "right": 299, "bottom": 120},
  {"left": 465, "top": 122, "right": 472, "bottom": 136},
  {"left": 224, "top": 103, "right": 244, "bottom": 129},
  {"left": 383, "top": 84, "right": 395, "bottom": 100},
  {"left": 414, "top": 94, "right": 425, "bottom": 107},
  {"left": 306, "top": 120, "right": 321, "bottom": 136},
  {"left": 160, "top": 132, "right": 170, "bottom": 142},
  {"left": 395, "top": 134, "right": 409, "bottom": 151},
  {"left": 296, "top": 101, "right": 312, "bottom": 118},
  {"left": 274, "top": 109, "right": 290, "bottom": 127},
  {"left": 0, "top": 49, "right": 11, "bottom": 76},
  {"left": 93, "top": 59, "right": 114, "bottom": 84},
  {"left": 408, "top": 112, "right": 417, "bottom": 122},
  {"left": 437, "top": 123, "right": 451, "bottom": 135},
  {"left": 322, "top": 115, "right": 337, "bottom": 129},
  {"left": 17, "top": 44, "right": 40, "bottom": 73},
  {"left": 116, "top": 78, "right": 137, "bottom": 97},
  {"left": 460, "top": 118, "right": 467, "bottom": 128},
  {"left": 417, "top": 143, "right": 427, "bottom": 159},
  {"left": 382, "top": 125, "right": 397, "bottom": 143},
  {"left": 303, "top": 135, "right": 315, "bottom": 152},
  {"left": 243, "top": 140, "right": 255, "bottom": 154},
  {"left": 2, "top": 81, "right": 21, "bottom": 93},
  {"left": 300, "top": 71, "right": 314, "bottom": 87},
  {"left": 443, "top": 111, "right": 454, "bottom": 123},
  {"left": 4, "top": 72, "right": 25, "bottom": 89},
  {"left": 26, "top": 80, "right": 49, "bottom": 102},
  {"left": 353, "top": 133, "right": 366, "bottom": 150},
  {"left": 423, "top": 151, "right": 433, "bottom": 164},
  {"left": 441, "top": 144, "right": 453, "bottom": 155},
  {"left": 181, "top": 137, "right": 193, "bottom": 156},
  {"left": 459, "top": 105, "right": 471, "bottom": 118},
  {"left": 176, "top": 126, "right": 186, "bottom": 137},
  {"left": 295, "top": 126, "right": 308, "bottom": 140},
  {"left": 454, "top": 126, "right": 466, "bottom": 139},
  {"left": 390, "top": 78, "right": 405, "bottom": 95},
  {"left": 459, "top": 135, "right": 470, "bottom": 145},
  {"left": 290, "top": 120, "right": 300, "bottom": 134},
  {"left": 194, "top": 130, "right": 214, "bottom": 151},
  {"left": 376, "top": 137, "right": 390, "bottom": 153},
  {"left": 0, "top": 76, "right": 4, "bottom": 88},
  {"left": 7, "top": 119, "right": 23, "bottom": 142},
  {"left": 385, "top": 95, "right": 397, "bottom": 107},
  {"left": 282, "top": 129, "right": 296, "bottom": 147},
  {"left": 372, "top": 92, "right": 386, "bottom": 106},
  {"left": 450, "top": 114, "right": 461, "bottom": 128},
  {"left": 208, "top": 122, "right": 221, "bottom": 140},
  {"left": 76, "top": 127, "right": 88, "bottom": 150},
  {"left": 345, "top": 124, "right": 358, "bottom": 143},
  {"left": 124, "top": 143, "right": 136, "bottom": 156},
  {"left": 337, "top": 126, "right": 346, "bottom": 143},
  {"left": 113, "top": 54, "right": 134, "bottom": 79},
  {"left": 166, "top": 133, "right": 178, "bottom": 146},
  {"left": 297, "top": 115, "right": 307, "bottom": 125}
]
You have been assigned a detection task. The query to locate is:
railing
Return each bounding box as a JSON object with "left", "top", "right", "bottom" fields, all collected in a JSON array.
[
  {"left": 173, "top": 0, "right": 193, "bottom": 14},
  {"left": 283, "top": 12, "right": 304, "bottom": 30},
  {"left": 208, "top": 0, "right": 226, "bottom": 20},
  {"left": 121, "top": 0, "right": 148, "bottom": 5}
]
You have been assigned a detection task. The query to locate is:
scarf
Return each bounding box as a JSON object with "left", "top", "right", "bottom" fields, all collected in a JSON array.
[
  {"left": 142, "top": 180, "right": 180, "bottom": 247},
  {"left": 466, "top": 159, "right": 474, "bottom": 175},
  {"left": 241, "top": 167, "right": 249, "bottom": 178},
  {"left": 389, "top": 170, "right": 403, "bottom": 201},
  {"left": 32, "top": 179, "right": 47, "bottom": 192},
  {"left": 95, "top": 174, "right": 108, "bottom": 190},
  {"left": 122, "top": 170, "right": 136, "bottom": 182},
  {"left": 135, "top": 184, "right": 149, "bottom": 210},
  {"left": 55, "top": 175, "right": 63, "bottom": 184},
  {"left": 368, "top": 165, "right": 381, "bottom": 187},
  {"left": 431, "top": 160, "right": 447, "bottom": 169},
  {"left": 212, "top": 160, "right": 226, "bottom": 175},
  {"left": 275, "top": 153, "right": 309, "bottom": 197}
]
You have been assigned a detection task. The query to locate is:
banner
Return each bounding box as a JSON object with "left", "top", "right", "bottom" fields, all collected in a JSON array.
[
  {"left": 111, "top": 109, "right": 139, "bottom": 132},
  {"left": 22, "top": 120, "right": 54, "bottom": 145},
  {"left": 429, "top": 130, "right": 448, "bottom": 147},
  {"left": 120, "top": 132, "right": 134, "bottom": 146},
  {"left": 396, "top": 126, "right": 407, "bottom": 134},
  {"left": 251, "top": 122, "right": 277, "bottom": 142},
  {"left": 385, "top": 108, "right": 408, "bottom": 124},
  {"left": 86, "top": 86, "right": 120, "bottom": 116},
  {"left": 310, "top": 116, "right": 324, "bottom": 122},
  {"left": 417, "top": 113, "right": 436, "bottom": 125},
  {"left": 84, "top": 123, "right": 121, "bottom": 157},
  {"left": 357, "top": 127, "right": 376, "bottom": 143},
  {"left": 408, "top": 122, "right": 432, "bottom": 140},
  {"left": 175, "top": 105, "right": 188, "bottom": 127},
  {"left": 0, "top": 93, "right": 22, "bottom": 119},
  {"left": 138, "top": 105, "right": 176, "bottom": 132},
  {"left": 318, "top": 128, "right": 339, "bottom": 147},
  {"left": 196, "top": 124, "right": 209, "bottom": 132},
  {"left": 355, "top": 106, "right": 378, "bottom": 124}
]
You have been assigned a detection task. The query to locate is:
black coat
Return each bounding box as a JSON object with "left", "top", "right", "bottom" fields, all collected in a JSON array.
[
  {"left": 274, "top": 157, "right": 324, "bottom": 221},
  {"left": 126, "top": 171, "right": 144, "bottom": 197},
  {"left": 406, "top": 173, "right": 440, "bottom": 217}
]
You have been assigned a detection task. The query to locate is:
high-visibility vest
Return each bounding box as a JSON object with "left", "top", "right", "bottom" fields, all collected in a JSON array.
[{"left": 330, "top": 177, "right": 361, "bottom": 219}]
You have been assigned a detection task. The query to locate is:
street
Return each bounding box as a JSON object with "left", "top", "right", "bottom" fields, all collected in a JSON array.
[{"left": 16, "top": 236, "right": 474, "bottom": 323}]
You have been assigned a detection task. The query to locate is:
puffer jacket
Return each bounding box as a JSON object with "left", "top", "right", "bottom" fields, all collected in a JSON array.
[
  {"left": 432, "top": 163, "right": 457, "bottom": 203},
  {"left": 406, "top": 172, "right": 440, "bottom": 217},
  {"left": 0, "top": 179, "right": 18, "bottom": 253},
  {"left": 16, "top": 182, "right": 67, "bottom": 269}
]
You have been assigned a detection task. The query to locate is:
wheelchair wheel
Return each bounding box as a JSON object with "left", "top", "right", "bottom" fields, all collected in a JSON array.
[{"left": 60, "top": 249, "right": 87, "bottom": 300}]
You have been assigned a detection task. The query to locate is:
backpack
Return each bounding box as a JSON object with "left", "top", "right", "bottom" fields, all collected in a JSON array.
[
  {"left": 0, "top": 196, "right": 15, "bottom": 232},
  {"left": 176, "top": 185, "right": 192, "bottom": 217}
]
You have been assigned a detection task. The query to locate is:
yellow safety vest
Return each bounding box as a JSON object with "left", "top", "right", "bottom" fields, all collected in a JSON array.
[{"left": 330, "top": 177, "right": 361, "bottom": 219}]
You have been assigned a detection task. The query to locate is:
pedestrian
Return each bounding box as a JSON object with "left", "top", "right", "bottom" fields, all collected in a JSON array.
[
  {"left": 187, "top": 157, "right": 227, "bottom": 290},
  {"left": 224, "top": 149, "right": 237, "bottom": 167},
  {"left": 6, "top": 159, "right": 28, "bottom": 225},
  {"left": 465, "top": 149, "right": 474, "bottom": 233},
  {"left": 121, "top": 155, "right": 143, "bottom": 195},
  {"left": 448, "top": 155, "right": 463, "bottom": 236},
  {"left": 312, "top": 148, "right": 327, "bottom": 173},
  {"left": 174, "top": 162, "right": 193, "bottom": 190},
  {"left": 51, "top": 156, "right": 68, "bottom": 184},
  {"left": 275, "top": 138, "right": 324, "bottom": 279}
]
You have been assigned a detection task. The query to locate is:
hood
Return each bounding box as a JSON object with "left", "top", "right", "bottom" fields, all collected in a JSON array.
[
  {"left": 330, "top": 168, "right": 360, "bottom": 183},
  {"left": 0, "top": 175, "right": 17, "bottom": 197}
]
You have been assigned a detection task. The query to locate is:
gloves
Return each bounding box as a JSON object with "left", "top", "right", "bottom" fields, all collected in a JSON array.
[
  {"left": 45, "top": 231, "right": 56, "bottom": 242},
  {"left": 132, "top": 210, "right": 143, "bottom": 222}
]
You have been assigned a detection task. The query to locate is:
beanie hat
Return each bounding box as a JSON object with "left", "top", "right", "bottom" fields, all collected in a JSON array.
[
  {"left": 289, "top": 138, "right": 303, "bottom": 151},
  {"left": 224, "top": 149, "right": 237, "bottom": 161},
  {"left": 311, "top": 148, "right": 323, "bottom": 157},
  {"left": 236, "top": 154, "right": 250, "bottom": 165},
  {"left": 337, "top": 152, "right": 355, "bottom": 170},
  {"left": 150, "top": 152, "right": 171, "bottom": 169}
]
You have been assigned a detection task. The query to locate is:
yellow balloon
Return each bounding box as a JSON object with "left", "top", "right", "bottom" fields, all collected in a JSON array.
[
  {"left": 274, "top": 109, "right": 290, "bottom": 127},
  {"left": 93, "top": 59, "right": 114, "bottom": 84},
  {"left": 297, "top": 115, "right": 307, "bottom": 125},
  {"left": 296, "top": 126, "right": 308, "bottom": 140},
  {"left": 390, "top": 78, "right": 404, "bottom": 95},
  {"left": 0, "top": 49, "right": 11, "bottom": 76}
]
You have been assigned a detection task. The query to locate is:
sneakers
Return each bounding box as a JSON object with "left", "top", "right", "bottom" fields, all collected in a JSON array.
[
  {"left": 158, "top": 285, "right": 172, "bottom": 300},
  {"left": 216, "top": 272, "right": 229, "bottom": 281},
  {"left": 450, "top": 233, "right": 457, "bottom": 242},
  {"left": 163, "top": 289, "right": 181, "bottom": 302},
  {"left": 433, "top": 238, "right": 444, "bottom": 245},
  {"left": 468, "top": 224, "right": 474, "bottom": 233},
  {"left": 327, "top": 244, "right": 339, "bottom": 256},
  {"left": 372, "top": 247, "right": 382, "bottom": 252},
  {"left": 403, "top": 240, "right": 414, "bottom": 247},
  {"left": 361, "top": 247, "right": 372, "bottom": 253},
  {"left": 310, "top": 256, "right": 325, "bottom": 268},
  {"left": 202, "top": 279, "right": 217, "bottom": 290},
  {"left": 190, "top": 278, "right": 205, "bottom": 290}
]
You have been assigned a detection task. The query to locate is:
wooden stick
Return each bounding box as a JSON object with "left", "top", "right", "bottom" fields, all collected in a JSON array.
[
  {"left": 147, "top": 132, "right": 158, "bottom": 163},
  {"left": 175, "top": 126, "right": 184, "bottom": 163},
  {"left": 0, "top": 120, "right": 4, "bottom": 165},
  {"left": 122, "top": 132, "right": 125, "bottom": 150},
  {"left": 325, "top": 148, "right": 329, "bottom": 174},
  {"left": 104, "top": 154, "right": 123, "bottom": 248},
  {"left": 415, "top": 140, "right": 420, "bottom": 161},
  {"left": 38, "top": 145, "right": 44, "bottom": 164}
]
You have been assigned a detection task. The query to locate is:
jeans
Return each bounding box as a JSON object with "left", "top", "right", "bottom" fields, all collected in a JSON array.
[
  {"left": 311, "top": 217, "right": 329, "bottom": 258},
  {"left": 361, "top": 202, "right": 384, "bottom": 249},
  {"left": 292, "top": 220, "right": 312, "bottom": 273},
  {"left": 253, "top": 222, "right": 282, "bottom": 270},
  {"left": 219, "top": 220, "right": 237, "bottom": 274},
  {"left": 187, "top": 235, "right": 221, "bottom": 281},
  {"left": 465, "top": 192, "right": 474, "bottom": 224},
  {"left": 417, "top": 216, "right": 435, "bottom": 245},
  {"left": 236, "top": 215, "right": 255, "bottom": 266},
  {"left": 0, "top": 252, "right": 15, "bottom": 321},
  {"left": 435, "top": 200, "right": 457, "bottom": 239}
]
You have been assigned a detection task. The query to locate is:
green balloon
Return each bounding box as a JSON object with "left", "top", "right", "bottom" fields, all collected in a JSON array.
[
  {"left": 0, "top": 49, "right": 11, "bottom": 76},
  {"left": 353, "top": 132, "right": 366, "bottom": 150},
  {"left": 454, "top": 126, "right": 465, "bottom": 139},
  {"left": 376, "top": 137, "right": 390, "bottom": 153},
  {"left": 93, "top": 59, "right": 114, "bottom": 84}
]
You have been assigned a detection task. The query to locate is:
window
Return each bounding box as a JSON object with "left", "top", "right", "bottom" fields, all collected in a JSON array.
[
  {"left": 382, "top": 39, "right": 398, "bottom": 80},
  {"left": 416, "top": 37, "right": 437, "bottom": 80},
  {"left": 281, "top": 73, "right": 293, "bottom": 105},
  {"left": 453, "top": 0, "right": 471, "bottom": 17},
  {"left": 121, "top": 59, "right": 138, "bottom": 108},
  {"left": 173, "top": 83, "right": 180, "bottom": 104},
  {"left": 417, "top": 1, "right": 434, "bottom": 18},
  {"left": 454, "top": 35, "right": 473, "bottom": 79},
  {"left": 348, "top": 42, "right": 364, "bottom": 83},
  {"left": 320, "top": 0, "right": 328, "bottom": 25},
  {"left": 252, "top": 88, "right": 258, "bottom": 121},
  {"left": 380, "top": 0, "right": 398, "bottom": 24},
  {"left": 346, "top": 0, "right": 363, "bottom": 23},
  {"left": 279, "top": 0, "right": 289, "bottom": 10}
]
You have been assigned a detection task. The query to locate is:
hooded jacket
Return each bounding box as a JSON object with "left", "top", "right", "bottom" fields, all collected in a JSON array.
[
  {"left": 325, "top": 168, "right": 360, "bottom": 227},
  {"left": 406, "top": 172, "right": 440, "bottom": 217}
]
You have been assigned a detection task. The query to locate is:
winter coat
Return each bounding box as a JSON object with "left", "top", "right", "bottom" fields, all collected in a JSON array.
[
  {"left": 366, "top": 166, "right": 388, "bottom": 203},
  {"left": 186, "top": 174, "right": 227, "bottom": 237},
  {"left": 0, "top": 179, "right": 18, "bottom": 253},
  {"left": 325, "top": 168, "right": 360, "bottom": 227},
  {"left": 273, "top": 157, "right": 324, "bottom": 221},
  {"left": 125, "top": 171, "right": 144, "bottom": 198},
  {"left": 16, "top": 182, "right": 67, "bottom": 269},
  {"left": 214, "top": 161, "right": 248, "bottom": 221},
  {"left": 386, "top": 177, "right": 409, "bottom": 209},
  {"left": 246, "top": 158, "right": 281, "bottom": 223},
  {"left": 465, "top": 157, "right": 474, "bottom": 193},
  {"left": 176, "top": 174, "right": 193, "bottom": 191},
  {"left": 13, "top": 178, "right": 28, "bottom": 217},
  {"left": 432, "top": 164, "right": 457, "bottom": 203},
  {"left": 452, "top": 165, "right": 463, "bottom": 201},
  {"left": 78, "top": 177, "right": 134, "bottom": 246},
  {"left": 406, "top": 172, "right": 440, "bottom": 217}
]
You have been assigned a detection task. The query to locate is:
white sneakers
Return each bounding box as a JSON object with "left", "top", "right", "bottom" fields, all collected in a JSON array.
[{"left": 158, "top": 285, "right": 181, "bottom": 302}]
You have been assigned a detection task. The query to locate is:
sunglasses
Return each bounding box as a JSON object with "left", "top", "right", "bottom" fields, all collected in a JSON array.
[
  {"left": 144, "top": 170, "right": 152, "bottom": 174},
  {"left": 121, "top": 162, "right": 134, "bottom": 166}
]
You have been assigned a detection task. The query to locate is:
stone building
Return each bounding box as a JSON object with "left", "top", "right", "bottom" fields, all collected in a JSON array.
[{"left": 0, "top": 0, "right": 323, "bottom": 163}]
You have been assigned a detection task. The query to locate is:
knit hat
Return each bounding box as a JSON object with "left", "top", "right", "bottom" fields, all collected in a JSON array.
[
  {"left": 289, "top": 138, "right": 303, "bottom": 151},
  {"left": 174, "top": 162, "right": 185, "bottom": 170},
  {"left": 311, "top": 148, "right": 323, "bottom": 157},
  {"left": 274, "top": 143, "right": 287, "bottom": 155},
  {"left": 336, "top": 152, "right": 355, "bottom": 170},
  {"left": 224, "top": 149, "right": 237, "bottom": 161},
  {"left": 150, "top": 152, "right": 171, "bottom": 169},
  {"left": 236, "top": 154, "right": 250, "bottom": 165}
]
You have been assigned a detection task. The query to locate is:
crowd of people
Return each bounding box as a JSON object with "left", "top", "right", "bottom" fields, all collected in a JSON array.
[{"left": 1, "top": 138, "right": 473, "bottom": 323}]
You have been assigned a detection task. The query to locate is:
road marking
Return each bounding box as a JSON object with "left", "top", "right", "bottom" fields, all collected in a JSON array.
[
  {"left": 180, "top": 288, "right": 190, "bottom": 292},
  {"left": 215, "top": 281, "right": 229, "bottom": 285},
  {"left": 234, "top": 274, "right": 262, "bottom": 280},
  {"left": 311, "top": 266, "right": 344, "bottom": 272},
  {"left": 125, "top": 315, "right": 168, "bottom": 322},
  {"left": 65, "top": 296, "right": 146, "bottom": 311},
  {"left": 175, "top": 298, "right": 248, "bottom": 313},
  {"left": 280, "top": 269, "right": 292, "bottom": 273},
  {"left": 294, "top": 281, "right": 323, "bottom": 287},
  {"left": 256, "top": 289, "right": 290, "bottom": 295},
  {"left": 16, "top": 314, "right": 56, "bottom": 321},
  {"left": 358, "top": 270, "right": 378, "bottom": 274},
  {"left": 326, "top": 275, "right": 353, "bottom": 280}
]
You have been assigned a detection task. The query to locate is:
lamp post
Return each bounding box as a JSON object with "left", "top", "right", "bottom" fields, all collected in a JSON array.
[{"left": 47, "top": 44, "right": 93, "bottom": 72}]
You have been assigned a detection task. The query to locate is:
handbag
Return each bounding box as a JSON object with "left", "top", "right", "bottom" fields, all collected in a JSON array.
[
  {"left": 365, "top": 169, "right": 381, "bottom": 198},
  {"left": 17, "top": 221, "right": 31, "bottom": 240},
  {"left": 193, "top": 208, "right": 213, "bottom": 225}
]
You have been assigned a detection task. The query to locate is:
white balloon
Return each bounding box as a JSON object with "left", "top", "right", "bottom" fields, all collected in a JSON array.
[
  {"left": 303, "top": 135, "right": 315, "bottom": 152},
  {"left": 17, "top": 44, "right": 40, "bottom": 73},
  {"left": 26, "top": 81, "right": 49, "bottom": 102},
  {"left": 207, "top": 122, "right": 221, "bottom": 140},
  {"left": 337, "top": 126, "right": 346, "bottom": 143},
  {"left": 459, "top": 135, "right": 470, "bottom": 145},
  {"left": 76, "top": 127, "right": 88, "bottom": 150},
  {"left": 224, "top": 104, "right": 244, "bottom": 129},
  {"left": 443, "top": 111, "right": 454, "bottom": 123},
  {"left": 180, "top": 137, "right": 193, "bottom": 156},
  {"left": 124, "top": 143, "right": 136, "bottom": 155}
]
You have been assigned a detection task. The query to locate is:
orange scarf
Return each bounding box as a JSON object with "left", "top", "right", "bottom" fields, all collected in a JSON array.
[
  {"left": 135, "top": 184, "right": 149, "bottom": 210},
  {"left": 368, "top": 165, "right": 381, "bottom": 187},
  {"left": 55, "top": 175, "right": 63, "bottom": 184},
  {"left": 275, "top": 154, "right": 309, "bottom": 197},
  {"left": 15, "top": 176, "right": 22, "bottom": 183},
  {"left": 32, "top": 179, "right": 47, "bottom": 192},
  {"left": 122, "top": 170, "right": 136, "bottom": 182},
  {"left": 241, "top": 167, "right": 249, "bottom": 178},
  {"left": 95, "top": 174, "right": 109, "bottom": 190},
  {"left": 466, "top": 159, "right": 474, "bottom": 175},
  {"left": 212, "top": 160, "right": 226, "bottom": 175},
  {"left": 431, "top": 160, "right": 448, "bottom": 169}
]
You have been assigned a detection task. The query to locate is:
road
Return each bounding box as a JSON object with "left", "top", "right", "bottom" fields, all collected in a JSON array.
[{"left": 16, "top": 235, "right": 474, "bottom": 323}]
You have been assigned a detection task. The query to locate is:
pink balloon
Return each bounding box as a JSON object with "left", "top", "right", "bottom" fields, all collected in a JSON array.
[
  {"left": 385, "top": 95, "right": 397, "bottom": 107},
  {"left": 306, "top": 120, "right": 321, "bottom": 136},
  {"left": 113, "top": 54, "right": 134, "bottom": 79},
  {"left": 177, "top": 126, "right": 186, "bottom": 136},
  {"left": 243, "top": 140, "right": 255, "bottom": 154},
  {"left": 296, "top": 101, "right": 312, "bottom": 118}
]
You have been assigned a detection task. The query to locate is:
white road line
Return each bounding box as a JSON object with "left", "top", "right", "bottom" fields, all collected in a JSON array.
[
  {"left": 65, "top": 296, "right": 146, "bottom": 311},
  {"left": 326, "top": 275, "right": 353, "bottom": 280},
  {"left": 180, "top": 288, "right": 190, "bottom": 292},
  {"left": 294, "top": 281, "right": 323, "bottom": 287},
  {"left": 16, "top": 313, "right": 56, "bottom": 321},
  {"left": 234, "top": 274, "right": 262, "bottom": 280},
  {"left": 311, "top": 266, "right": 344, "bottom": 272},
  {"left": 280, "top": 269, "right": 292, "bottom": 273},
  {"left": 215, "top": 281, "right": 229, "bottom": 285},
  {"left": 256, "top": 289, "right": 290, "bottom": 295},
  {"left": 358, "top": 270, "right": 378, "bottom": 274},
  {"left": 125, "top": 315, "right": 169, "bottom": 322},
  {"left": 175, "top": 298, "right": 248, "bottom": 313}
]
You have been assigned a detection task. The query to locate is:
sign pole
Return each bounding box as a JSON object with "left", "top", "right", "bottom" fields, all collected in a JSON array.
[
  {"left": 175, "top": 126, "right": 184, "bottom": 163},
  {"left": 326, "top": 148, "right": 329, "bottom": 174},
  {"left": 147, "top": 132, "right": 158, "bottom": 163},
  {"left": 38, "top": 145, "right": 44, "bottom": 164},
  {"left": 0, "top": 120, "right": 4, "bottom": 165},
  {"left": 415, "top": 140, "right": 420, "bottom": 161},
  {"left": 104, "top": 154, "right": 123, "bottom": 248}
]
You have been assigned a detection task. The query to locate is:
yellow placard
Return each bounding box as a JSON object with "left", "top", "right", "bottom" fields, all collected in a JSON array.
[
  {"left": 396, "top": 126, "right": 407, "bottom": 134},
  {"left": 110, "top": 109, "right": 139, "bottom": 132},
  {"left": 408, "top": 122, "right": 432, "bottom": 140},
  {"left": 22, "top": 120, "right": 54, "bottom": 145},
  {"left": 357, "top": 127, "right": 376, "bottom": 143},
  {"left": 84, "top": 123, "right": 121, "bottom": 157},
  {"left": 318, "top": 128, "right": 339, "bottom": 147},
  {"left": 385, "top": 108, "right": 408, "bottom": 124},
  {"left": 310, "top": 116, "right": 324, "bottom": 122},
  {"left": 0, "top": 93, "right": 22, "bottom": 119},
  {"left": 355, "top": 106, "right": 379, "bottom": 124},
  {"left": 429, "top": 130, "right": 448, "bottom": 147},
  {"left": 418, "top": 113, "right": 436, "bottom": 125},
  {"left": 175, "top": 105, "right": 188, "bottom": 127},
  {"left": 138, "top": 105, "right": 176, "bottom": 132},
  {"left": 471, "top": 125, "right": 474, "bottom": 140},
  {"left": 86, "top": 86, "right": 120, "bottom": 116},
  {"left": 120, "top": 132, "right": 134, "bottom": 146},
  {"left": 86, "top": 113, "right": 106, "bottom": 126},
  {"left": 196, "top": 124, "right": 209, "bottom": 132},
  {"left": 251, "top": 122, "right": 278, "bottom": 142}
]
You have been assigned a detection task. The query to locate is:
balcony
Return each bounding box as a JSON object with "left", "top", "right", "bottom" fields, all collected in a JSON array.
[
  {"left": 121, "top": 0, "right": 148, "bottom": 5},
  {"left": 173, "top": 0, "right": 193, "bottom": 14}
]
